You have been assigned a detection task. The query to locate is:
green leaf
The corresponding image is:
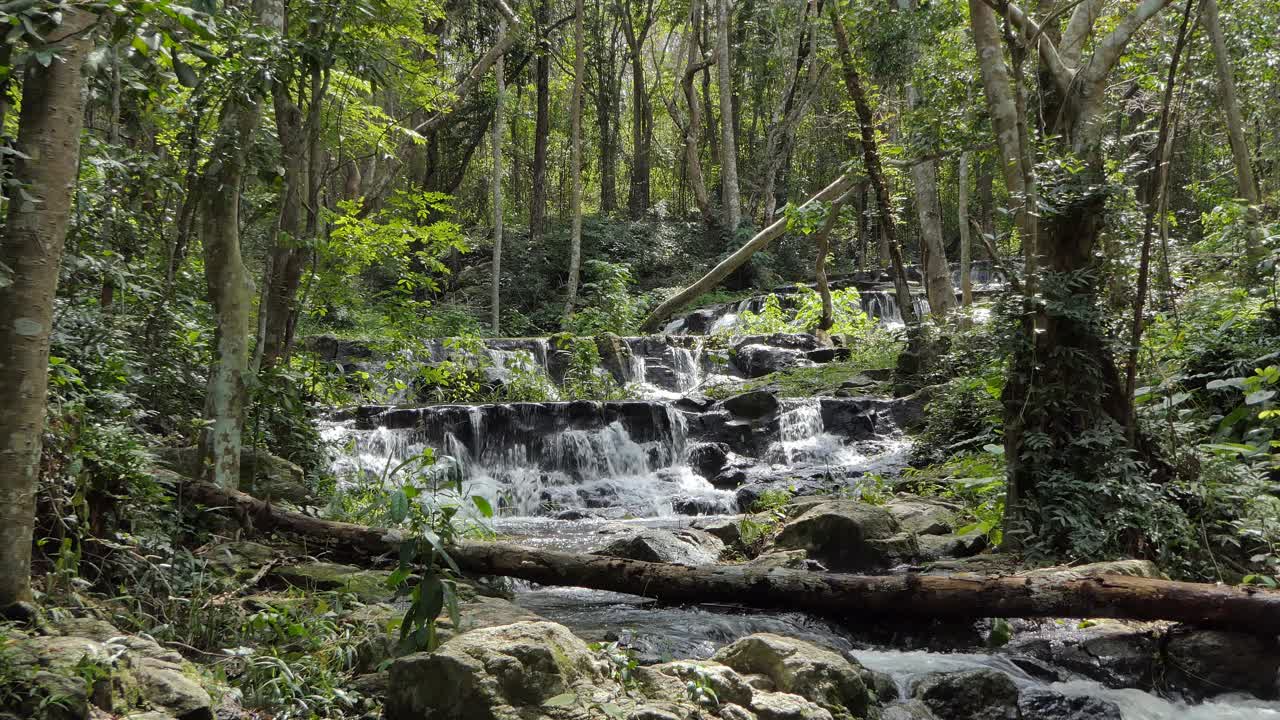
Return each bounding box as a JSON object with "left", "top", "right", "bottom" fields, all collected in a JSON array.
[
  {"left": 542, "top": 693, "right": 578, "bottom": 708},
  {"left": 1245, "top": 390, "right": 1275, "bottom": 406},
  {"left": 471, "top": 495, "right": 494, "bottom": 518},
  {"left": 173, "top": 54, "right": 198, "bottom": 87},
  {"left": 389, "top": 489, "right": 409, "bottom": 524}
]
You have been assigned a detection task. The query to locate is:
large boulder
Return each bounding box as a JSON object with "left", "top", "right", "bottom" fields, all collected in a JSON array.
[
  {"left": 883, "top": 499, "right": 955, "bottom": 536},
  {"left": 722, "top": 390, "right": 780, "bottom": 419},
  {"left": 878, "top": 700, "right": 937, "bottom": 720},
  {"left": 688, "top": 443, "right": 732, "bottom": 478},
  {"left": 772, "top": 500, "right": 911, "bottom": 571},
  {"left": 1016, "top": 689, "right": 1122, "bottom": 720},
  {"left": 1003, "top": 621, "right": 1158, "bottom": 689},
  {"left": 748, "top": 692, "right": 834, "bottom": 720},
  {"left": 733, "top": 345, "right": 808, "bottom": 379},
  {"left": 593, "top": 529, "right": 725, "bottom": 566},
  {"left": 385, "top": 621, "right": 602, "bottom": 720},
  {"left": 712, "top": 633, "right": 869, "bottom": 718},
  {"left": 911, "top": 669, "right": 1018, "bottom": 720},
  {"left": 154, "top": 446, "right": 313, "bottom": 505},
  {"left": 638, "top": 661, "right": 755, "bottom": 707},
  {"left": 1163, "top": 627, "right": 1280, "bottom": 699}
]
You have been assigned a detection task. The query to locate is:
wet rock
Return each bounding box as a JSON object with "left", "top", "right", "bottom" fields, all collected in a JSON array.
[
  {"left": 772, "top": 500, "right": 904, "bottom": 571},
  {"left": 672, "top": 496, "right": 724, "bottom": 516},
  {"left": 694, "top": 517, "right": 743, "bottom": 545},
  {"left": 916, "top": 531, "right": 987, "bottom": 561},
  {"left": 911, "top": 668, "right": 1018, "bottom": 720},
  {"left": 712, "top": 633, "right": 869, "bottom": 718},
  {"left": 593, "top": 528, "right": 725, "bottom": 565},
  {"left": 734, "top": 345, "right": 810, "bottom": 379},
  {"left": 1004, "top": 621, "right": 1158, "bottom": 690},
  {"left": 688, "top": 442, "right": 731, "bottom": 478},
  {"left": 674, "top": 395, "right": 716, "bottom": 412},
  {"left": 748, "top": 691, "right": 833, "bottom": 720},
  {"left": 1163, "top": 626, "right": 1280, "bottom": 699},
  {"left": 723, "top": 390, "right": 780, "bottom": 419},
  {"left": 879, "top": 700, "right": 937, "bottom": 720},
  {"left": 1016, "top": 689, "right": 1121, "bottom": 720},
  {"left": 884, "top": 498, "right": 955, "bottom": 535},
  {"left": 817, "top": 399, "right": 882, "bottom": 440},
  {"left": 197, "top": 540, "right": 277, "bottom": 578},
  {"left": 385, "top": 621, "right": 602, "bottom": 720},
  {"left": 555, "top": 509, "right": 596, "bottom": 521},
  {"left": 804, "top": 348, "right": 851, "bottom": 364},
  {"left": 719, "top": 703, "right": 756, "bottom": 720},
  {"left": 861, "top": 670, "right": 898, "bottom": 703},
  {"left": 270, "top": 562, "right": 394, "bottom": 603}
]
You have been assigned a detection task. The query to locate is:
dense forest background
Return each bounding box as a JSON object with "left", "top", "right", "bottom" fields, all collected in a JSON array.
[{"left": 1, "top": 0, "right": 1279, "bottom": 715}]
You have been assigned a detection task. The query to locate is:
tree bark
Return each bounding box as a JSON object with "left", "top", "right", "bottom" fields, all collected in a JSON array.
[
  {"left": 959, "top": 152, "right": 972, "bottom": 305},
  {"left": 620, "top": 0, "right": 654, "bottom": 218},
  {"left": 564, "top": 0, "right": 585, "bottom": 319},
  {"left": 716, "top": 0, "right": 741, "bottom": 232},
  {"left": 675, "top": 1, "right": 718, "bottom": 231},
  {"left": 814, "top": 189, "right": 856, "bottom": 335},
  {"left": 198, "top": 0, "right": 285, "bottom": 490},
  {"left": 0, "top": 8, "right": 97, "bottom": 609},
  {"left": 180, "top": 480, "right": 1280, "bottom": 635},
  {"left": 968, "top": 0, "right": 1030, "bottom": 241},
  {"left": 639, "top": 172, "right": 860, "bottom": 332},
  {"left": 529, "top": 0, "right": 551, "bottom": 246},
  {"left": 829, "top": 5, "right": 915, "bottom": 326},
  {"left": 1202, "top": 0, "right": 1264, "bottom": 271},
  {"left": 491, "top": 32, "right": 506, "bottom": 335}
]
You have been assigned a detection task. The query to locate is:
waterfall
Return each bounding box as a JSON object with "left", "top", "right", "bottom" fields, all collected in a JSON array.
[
  {"left": 326, "top": 402, "right": 732, "bottom": 518},
  {"left": 670, "top": 341, "right": 703, "bottom": 392}
]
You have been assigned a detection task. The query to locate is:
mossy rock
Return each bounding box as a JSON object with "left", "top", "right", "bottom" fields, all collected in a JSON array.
[{"left": 270, "top": 562, "right": 395, "bottom": 603}]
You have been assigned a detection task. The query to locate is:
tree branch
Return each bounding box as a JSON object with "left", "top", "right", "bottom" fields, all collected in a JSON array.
[
  {"left": 984, "top": 0, "right": 1073, "bottom": 94},
  {"left": 1079, "top": 0, "right": 1177, "bottom": 89}
]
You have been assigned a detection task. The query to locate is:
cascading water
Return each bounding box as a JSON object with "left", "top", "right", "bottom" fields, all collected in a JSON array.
[{"left": 325, "top": 403, "right": 734, "bottom": 519}]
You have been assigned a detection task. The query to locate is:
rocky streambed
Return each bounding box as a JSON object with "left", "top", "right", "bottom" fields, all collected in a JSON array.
[{"left": 297, "top": 329, "right": 1280, "bottom": 719}]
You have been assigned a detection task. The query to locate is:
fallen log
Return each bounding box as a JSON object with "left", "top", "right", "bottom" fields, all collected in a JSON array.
[{"left": 182, "top": 481, "right": 1280, "bottom": 635}]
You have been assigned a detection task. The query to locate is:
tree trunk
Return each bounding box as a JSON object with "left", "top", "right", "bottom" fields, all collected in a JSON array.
[
  {"left": 180, "top": 480, "right": 1280, "bottom": 635},
  {"left": 968, "top": 0, "right": 1030, "bottom": 241},
  {"left": 639, "top": 173, "right": 860, "bottom": 332},
  {"left": 829, "top": 5, "right": 915, "bottom": 326},
  {"left": 677, "top": 1, "right": 718, "bottom": 231},
  {"left": 814, "top": 189, "right": 856, "bottom": 335},
  {"left": 959, "top": 152, "right": 973, "bottom": 305},
  {"left": 491, "top": 34, "right": 506, "bottom": 335},
  {"left": 564, "top": 0, "right": 585, "bottom": 319},
  {"left": 0, "top": 9, "right": 97, "bottom": 609},
  {"left": 198, "top": 0, "right": 284, "bottom": 490},
  {"left": 1202, "top": 0, "right": 1264, "bottom": 271},
  {"left": 716, "top": 0, "right": 741, "bottom": 232},
  {"left": 530, "top": 0, "right": 551, "bottom": 245},
  {"left": 621, "top": 0, "right": 653, "bottom": 218}
]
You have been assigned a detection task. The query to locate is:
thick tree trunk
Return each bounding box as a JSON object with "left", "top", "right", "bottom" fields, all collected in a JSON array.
[
  {"left": 181, "top": 481, "right": 1280, "bottom": 635},
  {"left": 677, "top": 1, "right": 718, "bottom": 231},
  {"left": 716, "top": 0, "right": 741, "bottom": 232},
  {"left": 814, "top": 190, "right": 856, "bottom": 335},
  {"left": 0, "top": 9, "right": 97, "bottom": 609},
  {"left": 491, "top": 37, "right": 506, "bottom": 334},
  {"left": 564, "top": 0, "right": 585, "bottom": 319},
  {"left": 621, "top": 0, "right": 653, "bottom": 218},
  {"left": 1202, "top": 0, "right": 1264, "bottom": 270},
  {"left": 639, "top": 172, "right": 860, "bottom": 332},
  {"left": 530, "top": 0, "right": 551, "bottom": 246},
  {"left": 968, "top": 0, "right": 1029, "bottom": 241}
]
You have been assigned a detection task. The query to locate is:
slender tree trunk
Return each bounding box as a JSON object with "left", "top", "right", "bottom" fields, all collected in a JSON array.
[
  {"left": 1202, "top": 0, "right": 1264, "bottom": 271},
  {"left": 830, "top": 5, "right": 915, "bottom": 326},
  {"left": 814, "top": 189, "right": 856, "bottom": 336},
  {"left": 199, "top": 0, "right": 284, "bottom": 490},
  {"left": 0, "top": 9, "right": 97, "bottom": 609},
  {"left": 530, "top": 0, "right": 551, "bottom": 245},
  {"left": 959, "top": 151, "right": 972, "bottom": 305},
  {"left": 1124, "top": 0, "right": 1192, "bottom": 437},
  {"left": 491, "top": 34, "right": 506, "bottom": 335},
  {"left": 716, "top": 0, "right": 741, "bottom": 232},
  {"left": 564, "top": 0, "right": 585, "bottom": 319},
  {"left": 676, "top": 0, "right": 718, "bottom": 231},
  {"left": 621, "top": 0, "right": 653, "bottom": 218}
]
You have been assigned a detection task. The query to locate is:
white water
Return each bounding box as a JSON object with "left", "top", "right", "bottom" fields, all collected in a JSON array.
[
  {"left": 324, "top": 406, "right": 733, "bottom": 518},
  {"left": 855, "top": 649, "right": 1280, "bottom": 719},
  {"left": 769, "top": 399, "right": 912, "bottom": 477}
]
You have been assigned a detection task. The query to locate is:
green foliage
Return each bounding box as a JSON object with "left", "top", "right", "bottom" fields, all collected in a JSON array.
[
  {"left": 904, "top": 451, "right": 1007, "bottom": 547},
  {"left": 565, "top": 260, "right": 644, "bottom": 335},
  {"left": 914, "top": 373, "right": 1003, "bottom": 464},
  {"left": 558, "top": 336, "right": 634, "bottom": 401}
]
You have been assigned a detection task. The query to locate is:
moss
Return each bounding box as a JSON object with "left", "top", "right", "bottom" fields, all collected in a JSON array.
[{"left": 706, "top": 362, "right": 889, "bottom": 400}]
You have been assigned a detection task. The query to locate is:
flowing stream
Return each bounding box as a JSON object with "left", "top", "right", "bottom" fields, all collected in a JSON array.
[{"left": 322, "top": 309, "right": 1279, "bottom": 718}]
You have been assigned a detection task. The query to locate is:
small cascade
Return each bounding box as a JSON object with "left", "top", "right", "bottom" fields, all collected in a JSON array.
[
  {"left": 670, "top": 341, "right": 703, "bottom": 392},
  {"left": 860, "top": 290, "right": 930, "bottom": 327},
  {"left": 326, "top": 402, "right": 733, "bottom": 518}
]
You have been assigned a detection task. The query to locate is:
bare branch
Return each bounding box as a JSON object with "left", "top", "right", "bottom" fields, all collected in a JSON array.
[
  {"left": 1079, "top": 0, "right": 1177, "bottom": 90},
  {"left": 1059, "top": 0, "right": 1103, "bottom": 66}
]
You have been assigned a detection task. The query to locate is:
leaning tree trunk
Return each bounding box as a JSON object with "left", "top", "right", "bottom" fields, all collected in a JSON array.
[
  {"left": 0, "top": 9, "right": 97, "bottom": 609},
  {"left": 181, "top": 480, "right": 1280, "bottom": 635}
]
